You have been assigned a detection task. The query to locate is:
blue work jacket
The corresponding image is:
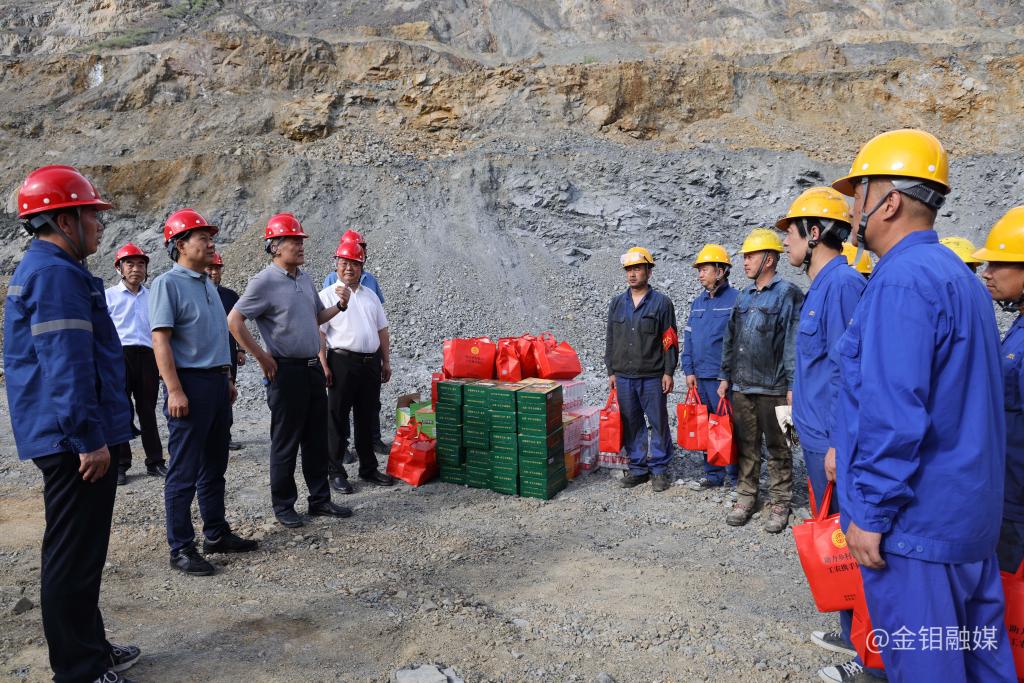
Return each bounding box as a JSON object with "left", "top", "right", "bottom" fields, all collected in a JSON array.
[
  {"left": 605, "top": 287, "right": 679, "bottom": 378},
  {"left": 831, "top": 230, "right": 1004, "bottom": 564},
  {"left": 1001, "top": 315, "right": 1024, "bottom": 522},
  {"left": 681, "top": 283, "right": 738, "bottom": 380},
  {"left": 793, "top": 256, "right": 865, "bottom": 453},
  {"left": 3, "top": 240, "right": 133, "bottom": 459}
]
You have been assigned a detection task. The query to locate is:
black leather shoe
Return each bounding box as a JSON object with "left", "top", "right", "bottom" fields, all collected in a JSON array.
[
  {"left": 108, "top": 643, "right": 141, "bottom": 672},
  {"left": 308, "top": 501, "right": 353, "bottom": 518},
  {"left": 116, "top": 470, "right": 128, "bottom": 486},
  {"left": 372, "top": 438, "right": 391, "bottom": 455},
  {"left": 330, "top": 476, "right": 354, "bottom": 494},
  {"left": 342, "top": 449, "right": 357, "bottom": 465},
  {"left": 619, "top": 472, "right": 650, "bottom": 488},
  {"left": 275, "top": 508, "right": 304, "bottom": 528},
  {"left": 228, "top": 441, "right": 244, "bottom": 451},
  {"left": 169, "top": 547, "right": 215, "bottom": 576},
  {"left": 203, "top": 531, "right": 258, "bottom": 554},
  {"left": 359, "top": 470, "right": 395, "bottom": 486},
  {"left": 146, "top": 464, "right": 168, "bottom": 477}
]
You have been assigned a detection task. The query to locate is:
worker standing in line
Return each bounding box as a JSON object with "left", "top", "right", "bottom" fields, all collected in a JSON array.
[
  {"left": 605, "top": 247, "right": 679, "bottom": 493},
  {"left": 4, "top": 166, "right": 141, "bottom": 683},
  {"left": 106, "top": 243, "right": 167, "bottom": 484},
  {"left": 318, "top": 239, "right": 395, "bottom": 492},
  {"left": 974, "top": 207, "right": 1024, "bottom": 575},
  {"left": 841, "top": 243, "right": 873, "bottom": 278},
  {"left": 719, "top": 229, "right": 804, "bottom": 533},
  {"left": 831, "top": 129, "right": 1015, "bottom": 680},
  {"left": 323, "top": 229, "right": 390, "bottom": 457},
  {"left": 150, "top": 208, "right": 258, "bottom": 576},
  {"left": 206, "top": 251, "right": 246, "bottom": 451},
  {"left": 682, "top": 244, "right": 739, "bottom": 492},
  {"left": 228, "top": 214, "right": 353, "bottom": 528},
  {"left": 775, "top": 188, "right": 877, "bottom": 682},
  {"left": 940, "top": 236, "right": 984, "bottom": 273}
]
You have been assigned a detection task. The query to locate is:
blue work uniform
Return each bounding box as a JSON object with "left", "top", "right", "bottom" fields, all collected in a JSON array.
[
  {"left": 605, "top": 286, "right": 679, "bottom": 476},
  {"left": 681, "top": 282, "right": 739, "bottom": 484},
  {"left": 996, "top": 315, "right": 1024, "bottom": 574},
  {"left": 832, "top": 230, "right": 1015, "bottom": 680},
  {"left": 323, "top": 270, "right": 384, "bottom": 303}
]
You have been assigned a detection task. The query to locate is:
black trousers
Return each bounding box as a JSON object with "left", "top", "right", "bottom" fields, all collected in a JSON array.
[
  {"left": 266, "top": 362, "right": 332, "bottom": 514},
  {"left": 34, "top": 448, "right": 123, "bottom": 682},
  {"left": 119, "top": 345, "right": 163, "bottom": 471},
  {"left": 327, "top": 351, "right": 382, "bottom": 479}
]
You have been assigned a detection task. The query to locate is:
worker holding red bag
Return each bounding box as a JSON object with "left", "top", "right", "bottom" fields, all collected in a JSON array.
[
  {"left": 974, "top": 207, "right": 1024, "bottom": 575},
  {"left": 605, "top": 247, "right": 679, "bottom": 493},
  {"left": 830, "top": 129, "right": 1015, "bottom": 681},
  {"left": 776, "top": 188, "right": 875, "bottom": 682}
]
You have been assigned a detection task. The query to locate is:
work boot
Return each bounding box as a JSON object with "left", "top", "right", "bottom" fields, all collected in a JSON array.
[
  {"left": 818, "top": 660, "right": 877, "bottom": 682},
  {"left": 651, "top": 474, "right": 670, "bottom": 492},
  {"left": 169, "top": 547, "right": 215, "bottom": 576},
  {"left": 203, "top": 531, "right": 258, "bottom": 554},
  {"left": 107, "top": 643, "right": 141, "bottom": 673},
  {"left": 725, "top": 502, "right": 753, "bottom": 526},
  {"left": 687, "top": 477, "right": 722, "bottom": 491},
  {"left": 764, "top": 504, "right": 790, "bottom": 534},
  {"left": 146, "top": 463, "right": 167, "bottom": 477},
  {"left": 811, "top": 630, "right": 856, "bottom": 658},
  {"left": 619, "top": 472, "right": 650, "bottom": 488}
]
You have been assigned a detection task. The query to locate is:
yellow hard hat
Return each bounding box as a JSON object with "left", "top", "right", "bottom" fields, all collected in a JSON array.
[
  {"left": 621, "top": 246, "right": 655, "bottom": 268},
  {"left": 741, "top": 228, "right": 784, "bottom": 254},
  {"left": 832, "top": 128, "right": 950, "bottom": 197},
  {"left": 842, "top": 243, "right": 874, "bottom": 274},
  {"left": 940, "top": 237, "right": 983, "bottom": 265},
  {"left": 973, "top": 207, "right": 1024, "bottom": 263},
  {"left": 775, "top": 186, "right": 852, "bottom": 230},
  {"left": 693, "top": 244, "right": 730, "bottom": 268}
]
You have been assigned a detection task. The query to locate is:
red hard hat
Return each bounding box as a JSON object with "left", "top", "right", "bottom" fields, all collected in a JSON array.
[
  {"left": 164, "top": 208, "right": 218, "bottom": 244},
  {"left": 341, "top": 229, "right": 366, "bottom": 246},
  {"left": 335, "top": 239, "right": 365, "bottom": 263},
  {"left": 210, "top": 252, "right": 224, "bottom": 266},
  {"left": 114, "top": 243, "right": 149, "bottom": 267},
  {"left": 264, "top": 213, "right": 308, "bottom": 240},
  {"left": 18, "top": 165, "right": 113, "bottom": 219}
]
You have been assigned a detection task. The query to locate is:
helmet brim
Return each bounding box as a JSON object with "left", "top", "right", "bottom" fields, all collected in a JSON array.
[{"left": 972, "top": 247, "right": 1024, "bottom": 263}]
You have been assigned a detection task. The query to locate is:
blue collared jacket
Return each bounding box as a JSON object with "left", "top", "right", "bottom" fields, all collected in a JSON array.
[
  {"left": 793, "top": 256, "right": 865, "bottom": 453},
  {"left": 720, "top": 274, "right": 804, "bottom": 394},
  {"left": 681, "top": 283, "right": 738, "bottom": 380},
  {"left": 1001, "top": 315, "right": 1024, "bottom": 522},
  {"left": 3, "top": 240, "right": 133, "bottom": 459},
  {"left": 831, "top": 230, "right": 1004, "bottom": 563}
]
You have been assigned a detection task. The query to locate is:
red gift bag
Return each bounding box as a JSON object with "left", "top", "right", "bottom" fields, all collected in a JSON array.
[
  {"left": 496, "top": 338, "right": 523, "bottom": 382},
  {"left": 532, "top": 332, "right": 582, "bottom": 380},
  {"left": 431, "top": 372, "right": 444, "bottom": 407},
  {"left": 851, "top": 584, "right": 886, "bottom": 671},
  {"left": 676, "top": 386, "right": 708, "bottom": 451},
  {"left": 706, "top": 397, "right": 737, "bottom": 466},
  {"left": 387, "top": 422, "right": 438, "bottom": 487},
  {"left": 599, "top": 386, "right": 623, "bottom": 454},
  {"left": 792, "top": 482, "right": 862, "bottom": 612},
  {"left": 1001, "top": 561, "right": 1024, "bottom": 677},
  {"left": 516, "top": 334, "right": 539, "bottom": 378},
  {"left": 442, "top": 337, "right": 497, "bottom": 379}
]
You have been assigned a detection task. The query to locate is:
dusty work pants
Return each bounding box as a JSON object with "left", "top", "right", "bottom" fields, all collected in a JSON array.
[{"left": 732, "top": 392, "right": 792, "bottom": 508}]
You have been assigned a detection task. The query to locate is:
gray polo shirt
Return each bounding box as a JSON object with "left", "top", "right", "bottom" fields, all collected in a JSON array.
[
  {"left": 149, "top": 264, "right": 231, "bottom": 369},
  {"left": 233, "top": 263, "right": 325, "bottom": 359}
]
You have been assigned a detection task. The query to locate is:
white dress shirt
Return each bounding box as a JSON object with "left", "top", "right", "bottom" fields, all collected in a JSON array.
[
  {"left": 318, "top": 283, "right": 388, "bottom": 353},
  {"left": 105, "top": 281, "right": 152, "bottom": 347}
]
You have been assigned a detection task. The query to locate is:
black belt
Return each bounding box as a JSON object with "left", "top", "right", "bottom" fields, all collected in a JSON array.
[
  {"left": 122, "top": 345, "right": 153, "bottom": 352},
  {"left": 329, "top": 348, "right": 378, "bottom": 362},
  {"left": 274, "top": 357, "right": 321, "bottom": 367},
  {"left": 178, "top": 365, "right": 231, "bottom": 375}
]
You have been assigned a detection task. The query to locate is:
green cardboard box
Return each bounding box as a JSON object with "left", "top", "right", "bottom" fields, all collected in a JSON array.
[
  {"left": 516, "top": 384, "right": 563, "bottom": 415},
  {"left": 517, "top": 411, "right": 563, "bottom": 434},
  {"left": 490, "top": 469, "right": 518, "bottom": 495},
  {"left": 487, "top": 382, "right": 527, "bottom": 412},
  {"left": 464, "top": 381, "right": 497, "bottom": 407},
  {"left": 413, "top": 405, "right": 436, "bottom": 438},
  {"left": 462, "top": 404, "right": 491, "bottom": 428},
  {"left": 489, "top": 409, "right": 518, "bottom": 433},
  {"left": 434, "top": 401, "right": 462, "bottom": 425},
  {"left": 519, "top": 477, "right": 566, "bottom": 500},
  {"left": 463, "top": 425, "right": 490, "bottom": 450},
  {"left": 518, "top": 428, "right": 564, "bottom": 458},
  {"left": 437, "top": 380, "right": 468, "bottom": 405},
  {"left": 490, "top": 431, "right": 518, "bottom": 454},
  {"left": 439, "top": 464, "right": 467, "bottom": 485},
  {"left": 490, "top": 450, "right": 518, "bottom": 469}
]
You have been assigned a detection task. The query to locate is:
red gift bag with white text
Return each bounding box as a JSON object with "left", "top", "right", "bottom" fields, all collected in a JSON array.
[
  {"left": 442, "top": 337, "right": 496, "bottom": 379},
  {"left": 676, "top": 386, "right": 708, "bottom": 451},
  {"left": 532, "top": 332, "right": 582, "bottom": 380},
  {"left": 706, "top": 397, "right": 737, "bottom": 466},
  {"left": 1001, "top": 561, "right": 1024, "bottom": 677},
  {"left": 792, "top": 482, "right": 861, "bottom": 612},
  {"left": 599, "top": 386, "right": 623, "bottom": 454}
]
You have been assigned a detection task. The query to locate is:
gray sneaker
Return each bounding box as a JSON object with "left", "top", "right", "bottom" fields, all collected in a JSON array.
[
  {"left": 818, "top": 660, "right": 878, "bottom": 682},
  {"left": 764, "top": 504, "right": 790, "bottom": 533},
  {"left": 811, "top": 630, "right": 856, "bottom": 658}
]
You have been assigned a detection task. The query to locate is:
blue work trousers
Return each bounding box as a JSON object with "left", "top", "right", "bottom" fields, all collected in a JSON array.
[
  {"left": 164, "top": 370, "right": 232, "bottom": 553},
  {"left": 860, "top": 553, "right": 1015, "bottom": 681},
  {"left": 616, "top": 375, "right": 673, "bottom": 476}
]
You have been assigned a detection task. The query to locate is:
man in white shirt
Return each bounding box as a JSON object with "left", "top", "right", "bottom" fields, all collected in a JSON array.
[
  {"left": 318, "top": 239, "right": 393, "bottom": 493},
  {"left": 105, "top": 243, "right": 165, "bottom": 485}
]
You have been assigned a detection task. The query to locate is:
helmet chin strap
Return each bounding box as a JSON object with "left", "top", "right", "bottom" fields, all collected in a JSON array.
[
  {"left": 33, "top": 209, "right": 87, "bottom": 264},
  {"left": 854, "top": 177, "right": 896, "bottom": 267},
  {"left": 752, "top": 252, "right": 770, "bottom": 282}
]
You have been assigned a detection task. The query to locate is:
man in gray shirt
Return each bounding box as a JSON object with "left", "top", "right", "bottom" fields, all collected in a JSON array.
[{"left": 228, "top": 213, "right": 352, "bottom": 528}]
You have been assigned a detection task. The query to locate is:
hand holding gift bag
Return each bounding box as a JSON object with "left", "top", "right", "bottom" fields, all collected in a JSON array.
[
  {"left": 706, "top": 397, "right": 737, "bottom": 467},
  {"left": 599, "top": 386, "right": 623, "bottom": 454},
  {"left": 676, "top": 386, "right": 708, "bottom": 451},
  {"left": 792, "top": 481, "right": 861, "bottom": 612}
]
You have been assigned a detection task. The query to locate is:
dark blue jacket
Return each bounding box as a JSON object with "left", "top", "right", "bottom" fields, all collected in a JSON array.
[
  {"left": 681, "top": 283, "right": 738, "bottom": 380},
  {"left": 605, "top": 287, "right": 679, "bottom": 378},
  {"left": 3, "top": 240, "right": 133, "bottom": 459},
  {"left": 793, "top": 256, "right": 865, "bottom": 453},
  {"left": 721, "top": 274, "right": 804, "bottom": 394},
  {"left": 831, "top": 230, "right": 1004, "bottom": 563},
  {"left": 1001, "top": 315, "right": 1024, "bottom": 522}
]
